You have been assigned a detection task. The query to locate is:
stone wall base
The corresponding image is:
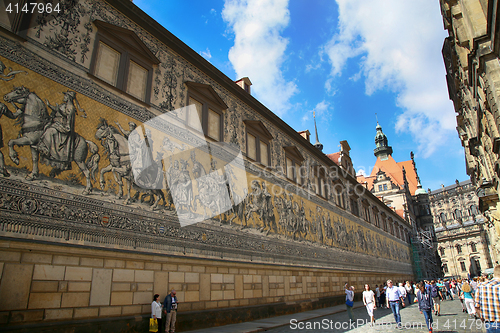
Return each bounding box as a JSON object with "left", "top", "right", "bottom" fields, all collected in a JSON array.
[{"left": 0, "top": 294, "right": 352, "bottom": 332}]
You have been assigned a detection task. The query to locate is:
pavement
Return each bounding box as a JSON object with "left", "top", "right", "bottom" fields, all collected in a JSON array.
[{"left": 183, "top": 298, "right": 486, "bottom": 333}]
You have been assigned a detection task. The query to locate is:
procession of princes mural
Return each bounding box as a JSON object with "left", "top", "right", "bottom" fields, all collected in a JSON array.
[{"left": 0, "top": 57, "right": 409, "bottom": 264}]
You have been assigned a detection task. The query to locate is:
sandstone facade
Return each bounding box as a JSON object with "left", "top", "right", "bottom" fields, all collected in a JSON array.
[{"left": 0, "top": 0, "right": 413, "bottom": 330}]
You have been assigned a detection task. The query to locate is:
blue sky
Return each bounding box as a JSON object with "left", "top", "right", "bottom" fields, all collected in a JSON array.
[{"left": 134, "top": 0, "right": 467, "bottom": 192}]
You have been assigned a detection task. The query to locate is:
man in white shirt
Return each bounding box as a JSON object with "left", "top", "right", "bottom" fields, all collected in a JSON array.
[
  {"left": 398, "top": 282, "right": 407, "bottom": 307},
  {"left": 386, "top": 280, "right": 405, "bottom": 327}
]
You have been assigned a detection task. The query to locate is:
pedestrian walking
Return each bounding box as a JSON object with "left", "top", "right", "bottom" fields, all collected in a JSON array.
[
  {"left": 416, "top": 282, "right": 434, "bottom": 333},
  {"left": 429, "top": 280, "right": 441, "bottom": 316},
  {"left": 375, "top": 285, "right": 381, "bottom": 308},
  {"left": 398, "top": 282, "right": 407, "bottom": 307},
  {"left": 461, "top": 282, "right": 476, "bottom": 319},
  {"left": 344, "top": 283, "right": 355, "bottom": 322},
  {"left": 163, "top": 289, "right": 178, "bottom": 333},
  {"left": 457, "top": 279, "right": 466, "bottom": 312},
  {"left": 405, "top": 281, "right": 414, "bottom": 304},
  {"left": 386, "top": 279, "right": 404, "bottom": 328},
  {"left": 380, "top": 282, "right": 386, "bottom": 305},
  {"left": 474, "top": 265, "right": 500, "bottom": 333},
  {"left": 444, "top": 280, "right": 453, "bottom": 300},
  {"left": 363, "top": 284, "right": 376, "bottom": 326}
]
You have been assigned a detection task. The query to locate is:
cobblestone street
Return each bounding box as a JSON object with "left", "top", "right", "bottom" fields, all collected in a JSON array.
[{"left": 264, "top": 299, "right": 484, "bottom": 333}]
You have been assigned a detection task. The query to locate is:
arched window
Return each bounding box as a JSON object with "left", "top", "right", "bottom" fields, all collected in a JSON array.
[
  {"left": 443, "top": 263, "right": 448, "bottom": 273},
  {"left": 471, "top": 243, "right": 477, "bottom": 252},
  {"left": 460, "top": 261, "right": 467, "bottom": 272},
  {"left": 440, "top": 212, "right": 446, "bottom": 222},
  {"left": 439, "top": 247, "right": 445, "bottom": 256},
  {"left": 456, "top": 244, "right": 462, "bottom": 254},
  {"left": 470, "top": 205, "right": 478, "bottom": 216},
  {"left": 455, "top": 209, "right": 462, "bottom": 220}
]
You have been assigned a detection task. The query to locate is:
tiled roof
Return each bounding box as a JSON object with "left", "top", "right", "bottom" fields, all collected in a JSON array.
[
  {"left": 326, "top": 152, "right": 341, "bottom": 165},
  {"left": 356, "top": 156, "right": 419, "bottom": 195}
]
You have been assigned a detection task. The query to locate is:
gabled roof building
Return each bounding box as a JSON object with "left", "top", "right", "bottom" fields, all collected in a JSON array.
[{"left": 357, "top": 122, "right": 441, "bottom": 279}]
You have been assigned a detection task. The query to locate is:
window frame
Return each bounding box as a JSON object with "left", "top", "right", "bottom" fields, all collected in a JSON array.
[
  {"left": 244, "top": 120, "right": 273, "bottom": 166},
  {"left": 185, "top": 82, "right": 228, "bottom": 142},
  {"left": 313, "top": 165, "right": 328, "bottom": 198},
  {"left": 89, "top": 20, "right": 159, "bottom": 104},
  {"left": 460, "top": 261, "right": 467, "bottom": 272},
  {"left": 350, "top": 196, "right": 360, "bottom": 217},
  {"left": 283, "top": 146, "right": 304, "bottom": 184},
  {"left": 471, "top": 242, "right": 477, "bottom": 252}
]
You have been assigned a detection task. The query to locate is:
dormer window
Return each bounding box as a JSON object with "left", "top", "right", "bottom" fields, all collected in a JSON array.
[
  {"left": 244, "top": 120, "right": 273, "bottom": 166},
  {"left": 283, "top": 146, "right": 304, "bottom": 184},
  {"left": 186, "top": 82, "right": 228, "bottom": 142},
  {"left": 89, "top": 20, "right": 159, "bottom": 103}
]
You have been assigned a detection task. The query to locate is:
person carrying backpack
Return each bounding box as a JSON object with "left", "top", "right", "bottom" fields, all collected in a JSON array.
[{"left": 429, "top": 280, "right": 441, "bottom": 316}]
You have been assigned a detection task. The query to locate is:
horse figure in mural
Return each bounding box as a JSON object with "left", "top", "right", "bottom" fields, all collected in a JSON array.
[
  {"left": 4, "top": 86, "right": 99, "bottom": 194},
  {"left": 95, "top": 118, "right": 166, "bottom": 209}
]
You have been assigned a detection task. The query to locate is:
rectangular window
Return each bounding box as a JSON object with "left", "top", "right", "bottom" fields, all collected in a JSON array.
[
  {"left": 296, "top": 162, "right": 302, "bottom": 184},
  {"left": 90, "top": 22, "right": 160, "bottom": 104},
  {"left": 188, "top": 97, "right": 203, "bottom": 131},
  {"left": 260, "top": 142, "right": 268, "bottom": 166},
  {"left": 460, "top": 262, "right": 467, "bottom": 272},
  {"left": 207, "top": 109, "right": 220, "bottom": 141},
  {"left": 286, "top": 157, "right": 293, "bottom": 180},
  {"left": 245, "top": 121, "right": 272, "bottom": 167},
  {"left": 475, "top": 259, "right": 481, "bottom": 271},
  {"left": 126, "top": 61, "right": 148, "bottom": 101},
  {"left": 247, "top": 133, "right": 257, "bottom": 160},
  {"left": 383, "top": 184, "right": 388, "bottom": 191},
  {"left": 443, "top": 264, "right": 448, "bottom": 273},
  {"left": 95, "top": 42, "right": 120, "bottom": 86},
  {"left": 378, "top": 185, "right": 383, "bottom": 192}
]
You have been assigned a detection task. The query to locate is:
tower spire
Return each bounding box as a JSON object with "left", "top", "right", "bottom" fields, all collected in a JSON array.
[
  {"left": 313, "top": 110, "right": 323, "bottom": 151},
  {"left": 373, "top": 121, "right": 393, "bottom": 160},
  {"left": 411, "top": 151, "right": 427, "bottom": 195}
]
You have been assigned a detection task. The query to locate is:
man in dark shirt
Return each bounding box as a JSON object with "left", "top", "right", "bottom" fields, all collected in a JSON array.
[{"left": 163, "top": 290, "right": 178, "bottom": 333}]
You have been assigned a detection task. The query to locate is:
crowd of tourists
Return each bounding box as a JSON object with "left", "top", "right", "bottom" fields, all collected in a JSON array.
[{"left": 345, "top": 265, "right": 500, "bottom": 333}]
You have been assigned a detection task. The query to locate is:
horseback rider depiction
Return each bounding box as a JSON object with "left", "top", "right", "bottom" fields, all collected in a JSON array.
[{"left": 37, "top": 91, "right": 84, "bottom": 171}]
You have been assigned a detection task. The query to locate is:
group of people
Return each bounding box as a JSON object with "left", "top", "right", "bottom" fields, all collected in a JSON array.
[
  {"left": 151, "top": 290, "right": 179, "bottom": 333},
  {"left": 344, "top": 265, "right": 500, "bottom": 333}
]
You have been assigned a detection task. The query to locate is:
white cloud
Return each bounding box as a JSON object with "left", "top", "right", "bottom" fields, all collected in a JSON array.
[
  {"left": 222, "top": 0, "right": 297, "bottom": 116},
  {"left": 312, "top": 100, "right": 330, "bottom": 118},
  {"left": 200, "top": 48, "right": 212, "bottom": 61},
  {"left": 302, "top": 100, "right": 331, "bottom": 127},
  {"left": 356, "top": 169, "right": 366, "bottom": 177},
  {"left": 325, "top": 0, "right": 456, "bottom": 157}
]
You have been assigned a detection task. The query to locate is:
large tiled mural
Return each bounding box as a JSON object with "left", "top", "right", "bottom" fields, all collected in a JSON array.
[
  {"left": 0, "top": 55, "right": 410, "bottom": 268},
  {"left": 0, "top": 0, "right": 411, "bottom": 272}
]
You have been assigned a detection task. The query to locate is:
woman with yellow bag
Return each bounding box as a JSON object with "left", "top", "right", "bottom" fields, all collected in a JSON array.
[{"left": 151, "top": 294, "right": 163, "bottom": 332}]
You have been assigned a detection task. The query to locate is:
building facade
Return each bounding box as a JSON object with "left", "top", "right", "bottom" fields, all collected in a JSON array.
[
  {"left": 0, "top": 0, "right": 413, "bottom": 331},
  {"left": 357, "top": 123, "right": 440, "bottom": 279},
  {"left": 429, "top": 180, "right": 496, "bottom": 278},
  {"left": 439, "top": 0, "right": 500, "bottom": 265}
]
